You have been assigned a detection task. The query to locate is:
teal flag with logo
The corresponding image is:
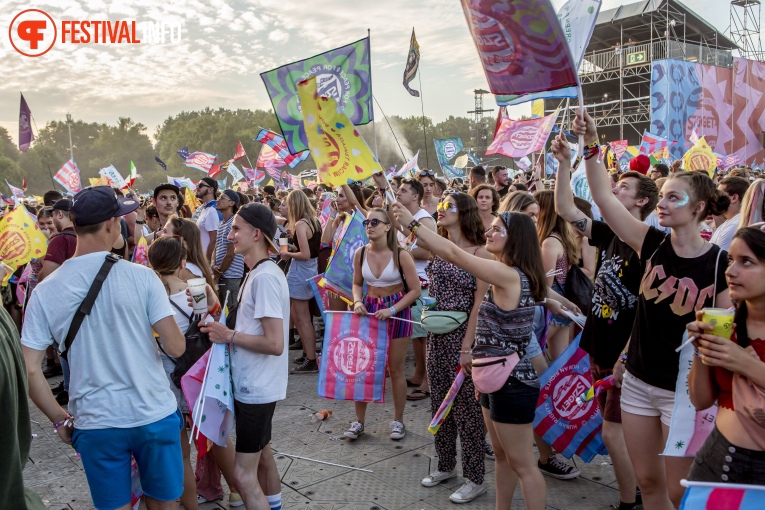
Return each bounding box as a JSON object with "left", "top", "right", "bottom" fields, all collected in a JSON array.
[
  {"left": 433, "top": 138, "right": 463, "bottom": 169},
  {"left": 260, "top": 38, "right": 373, "bottom": 155}
]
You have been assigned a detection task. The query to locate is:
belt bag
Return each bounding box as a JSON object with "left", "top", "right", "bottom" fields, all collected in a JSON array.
[
  {"left": 420, "top": 309, "right": 468, "bottom": 334},
  {"left": 471, "top": 352, "right": 520, "bottom": 394}
]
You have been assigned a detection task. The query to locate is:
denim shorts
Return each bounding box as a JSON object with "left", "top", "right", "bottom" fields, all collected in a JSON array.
[
  {"left": 688, "top": 426, "right": 765, "bottom": 484},
  {"left": 480, "top": 376, "right": 540, "bottom": 424},
  {"left": 549, "top": 282, "right": 572, "bottom": 327},
  {"left": 72, "top": 410, "right": 184, "bottom": 509}
]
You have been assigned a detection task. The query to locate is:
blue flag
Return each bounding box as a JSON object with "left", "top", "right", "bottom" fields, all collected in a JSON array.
[
  {"left": 323, "top": 210, "right": 368, "bottom": 301},
  {"left": 433, "top": 138, "right": 463, "bottom": 170},
  {"left": 155, "top": 156, "right": 168, "bottom": 171},
  {"left": 177, "top": 147, "right": 189, "bottom": 160}
]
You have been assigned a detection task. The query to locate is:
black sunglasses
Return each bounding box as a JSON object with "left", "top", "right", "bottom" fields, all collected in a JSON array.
[
  {"left": 419, "top": 170, "right": 435, "bottom": 177},
  {"left": 362, "top": 218, "right": 389, "bottom": 227}
]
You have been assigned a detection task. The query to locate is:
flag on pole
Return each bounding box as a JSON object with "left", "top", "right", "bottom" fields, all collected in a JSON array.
[
  {"left": 533, "top": 333, "right": 608, "bottom": 462},
  {"left": 639, "top": 130, "right": 676, "bottom": 156},
  {"left": 402, "top": 28, "right": 421, "bottom": 97},
  {"left": 395, "top": 151, "right": 421, "bottom": 177},
  {"left": 227, "top": 161, "right": 245, "bottom": 183},
  {"left": 318, "top": 312, "right": 390, "bottom": 403},
  {"left": 724, "top": 153, "right": 742, "bottom": 170},
  {"left": 679, "top": 481, "right": 765, "bottom": 510},
  {"left": 54, "top": 159, "right": 83, "bottom": 193},
  {"left": 233, "top": 141, "right": 246, "bottom": 161},
  {"left": 486, "top": 110, "right": 560, "bottom": 159},
  {"left": 323, "top": 210, "right": 368, "bottom": 300},
  {"left": 185, "top": 152, "right": 217, "bottom": 174},
  {"left": 243, "top": 166, "right": 267, "bottom": 185},
  {"left": 131, "top": 236, "right": 149, "bottom": 266},
  {"left": 289, "top": 174, "right": 301, "bottom": 189},
  {"left": 297, "top": 76, "right": 382, "bottom": 186},
  {"left": 177, "top": 147, "right": 190, "bottom": 160},
  {"left": 126, "top": 160, "right": 138, "bottom": 188},
  {"left": 307, "top": 274, "right": 332, "bottom": 314},
  {"left": 256, "top": 143, "right": 287, "bottom": 169},
  {"left": 99, "top": 165, "right": 127, "bottom": 189},
  {"left": 19, "top": 93, "right": 34, "bottom": 152},
  {"left": 0, "top": 205, "right": 49, "bottom": 281},
  {"left": 461, "top": 0, "right": 578, "bottom": 97},
  {"left": 22, "top": 177, "right": 27, "bottom": 191},
  {"left": 6, "top": 180, "right": 25, "bottom": 198},
  {"left": 209, "top": 160, "right": 230, "bottom": 179},
  {"left": 433, "top": 138, "right": 464, "bottom": 175},
  {"left": 429, "top": 369, "right": 466, "bottom": 434},
  {"left": 254, "top": 129, "right": 310, "bottom": 168},
  {"left": 609, "top": 140, "right": 629, "bottom": 161},
  {"left": 155, "top": 156, "right": 168, "bottom": 171},
  {"left": 261, "top": 38, "right": 373, "bottom": 154},
  {"left": 689, "top": 126, "right": 700, "bottom": 146},
  {"left": 683, "top": 137, "right": 717, "bottom": 177}
]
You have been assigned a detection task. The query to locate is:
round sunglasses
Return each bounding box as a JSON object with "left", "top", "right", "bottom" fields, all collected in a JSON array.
[{"left": 362, "top": 218, "right": 389, "bottom": 227}]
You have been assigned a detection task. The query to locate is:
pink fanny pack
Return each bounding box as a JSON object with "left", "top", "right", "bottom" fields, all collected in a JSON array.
[{"left": 471, "top": 352, "right": 520, "bottom": 394}]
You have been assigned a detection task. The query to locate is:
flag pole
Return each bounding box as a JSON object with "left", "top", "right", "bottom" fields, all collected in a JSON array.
[
  {"left": 368, "top": 28, "right": 379, "bottom": 160},
  {"left": 24, "top": 95, "right": 57, "bottom": 189},
  {"left": 577, "top": 79, "right": 585, "bottom": 157},
  {"left": 417, "top": 69, "right": 430, "bottom": 169}
]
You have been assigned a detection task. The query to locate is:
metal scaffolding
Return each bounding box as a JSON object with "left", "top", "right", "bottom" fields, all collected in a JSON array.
[
  {"left": 467, "top": 88, "right": 493, "bottom": 155},
  {"left": 730, "top": 0, "right": 765, "bottom": 61}
]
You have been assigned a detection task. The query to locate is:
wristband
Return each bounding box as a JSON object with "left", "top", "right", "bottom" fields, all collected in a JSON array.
[
  {"left": 209, "top": 302, "right": 222, "bottom": 317},
  {"left": 618, "top": 352, "right": 627, "bottom": 364},
  {"left": 353, "top": 300, "right": 363, "bottom": 306},
  {"left": 583, "top": 141, "right": 600, "bottom": 160},
  {"left": 389, "top": 305, "right": 397, "bottom": 315},
  {"left": 231, "top": 331, "right": 236, "bottom": 344},
  {"left": 54, "top": 414, "right": 73, "bottom": 429}
]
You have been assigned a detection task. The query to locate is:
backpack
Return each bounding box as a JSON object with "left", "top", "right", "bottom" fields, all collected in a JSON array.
[
  {"left": 557, "top": 263, "right": 593, "bottom": 316},
  {"left": 162, "top": 300, "right": 211, "bottom": 388}
]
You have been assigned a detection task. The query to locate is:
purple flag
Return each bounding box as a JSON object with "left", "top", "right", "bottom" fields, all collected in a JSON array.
[
  {"left": 460, "top": 0, "right": 579, "bottom": 97},
  {"left": 19, "top": 94, "right": 34, "bottom": 152}
]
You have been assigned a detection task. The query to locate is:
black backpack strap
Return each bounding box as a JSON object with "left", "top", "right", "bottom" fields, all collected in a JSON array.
[
  {"left": 62, "top": 254, "right": 120, "bottom": 357},
  {"left": 169, "top": 299, "right": 193, "bottom": 326},
  {"left": 397, "top": 248, "right": 409, "bottom": 294}
]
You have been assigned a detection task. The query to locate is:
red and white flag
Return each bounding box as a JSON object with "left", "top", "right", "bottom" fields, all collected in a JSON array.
[
  {"left": 233, "top": 141, "right": 246, "bottom": 161},
  {"left": 54, "top": 159, "right": 82, "bottom": 193},
  {"left": 486, "top": 110, "right": 559, "bottom": 159}
]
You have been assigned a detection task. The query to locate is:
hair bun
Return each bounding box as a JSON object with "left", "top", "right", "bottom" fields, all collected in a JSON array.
[{"left": 710, "top": 191, "right": 731, "bottom": 216}]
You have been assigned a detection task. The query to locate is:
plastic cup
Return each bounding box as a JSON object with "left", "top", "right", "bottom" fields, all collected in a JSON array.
[
  {"left": 187, "top": 278, "right": 208, "bottom": 315},
  {"left": 700, "top": 307, "right": 735, "bottom": 365},
  {"left": 279, "top": 237, "right": 289, "bottom": 253}
]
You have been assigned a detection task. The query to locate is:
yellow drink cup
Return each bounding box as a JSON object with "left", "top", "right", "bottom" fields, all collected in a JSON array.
[{"left": 700, "top": 308, "right": 735, "bottom": 364}]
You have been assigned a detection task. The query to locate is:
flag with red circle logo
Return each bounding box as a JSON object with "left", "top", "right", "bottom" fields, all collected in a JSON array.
[
  {"left": 533, "top": 333, "right": 608, "bottom": 462},
  {"left": 53, "top": 159, "right": 82, "bottom": 193},
  {"left": 318, "top": 312, "right": 389, "bottom": 403}
]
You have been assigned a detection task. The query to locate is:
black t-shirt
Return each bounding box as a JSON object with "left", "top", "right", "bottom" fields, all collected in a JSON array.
[
  {"left": 497, "top": 185, "right": 509, "bottom": 198},
  {"left": 580, "top": 221, "right": 641, "bottom": 368},
  {"left": 627, "top": 227, "right": 728, "bottom": 391}
]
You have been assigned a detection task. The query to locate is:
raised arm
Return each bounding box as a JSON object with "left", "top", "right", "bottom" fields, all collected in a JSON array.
[
  {"left": 572, "top": 111, "right": 648, "bottom": 253},
  {"left": 552, "top": 133, "right": 593, "bottom": 239},
  {"left": 341, "top": 184, "right": 368, "bottom": 217}
]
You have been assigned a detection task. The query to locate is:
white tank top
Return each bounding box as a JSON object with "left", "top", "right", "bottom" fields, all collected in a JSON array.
[{"left": 362, "top": 251, "right": 402, "bottom": 287}]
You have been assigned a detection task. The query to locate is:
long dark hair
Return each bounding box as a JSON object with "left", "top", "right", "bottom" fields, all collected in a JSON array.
[
  {"left": 729, "top": 226, "right": 765, "bottom": 348},
  {"left": 497, "top": 212, "right": 546, "bottom": 300},
  {"left": 437, "top": 192, "right": 486, "bottom": 246},
  {"left": 169, "top": 217, "right": 215, "bottom": 287}
]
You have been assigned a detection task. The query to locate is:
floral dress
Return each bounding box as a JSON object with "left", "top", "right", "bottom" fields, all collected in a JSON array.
[{"left": 425, "top": 256, "right": 485, "bottom": 484}]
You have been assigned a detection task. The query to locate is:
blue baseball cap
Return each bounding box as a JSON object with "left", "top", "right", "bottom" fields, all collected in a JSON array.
[{"left": 71, "top": 186, "right": 140, "bottom": 227}]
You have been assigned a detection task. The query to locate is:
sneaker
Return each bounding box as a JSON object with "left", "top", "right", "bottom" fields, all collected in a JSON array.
[
  {"left": 51, "top": 381, "right": 65, "bottom": 395},
  {"left": 289, "top": 338, "right": 303, "bottom": 350},
  {"left": 228, "top": 491, "right": 244, "bottom": 507},
  {"left": 421, "top": 469, "right": 457, "bottom": 487},
  {"left": 449, "top": 481, "right": 487, "bottom": 503},
  {"left": 55, "top": 390, "right": 69, "bottom": 405},
  {"left": 291, "top": 358, "right": 318, "bottom": 373},
  {"left": 484, "top": 441, "right": 495, "bottom": 461},
  {"left": 344, "top": 421, "right": 365, "bottom": 440},
  {"left": 390, "top": 420, "right": 406, "bottom": 440},
  {"left": 197, "top": 494, "right": 222, "bottom": 504},
  {"left": 293, "top": 355, "right": 306, "bottom": 364},
  {"left": 43, "top": 363, "right": 63, "bottom": 378},
  {"left": 538, "top": 454, "right": 580, "bottom": 480}
]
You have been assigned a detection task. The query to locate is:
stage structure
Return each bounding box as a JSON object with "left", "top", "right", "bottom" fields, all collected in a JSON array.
[
  {"left": 541, "top": 0, "right": 737, "bottom": 147},
  {"left": 468, "top": 88, "right": 494, "bottom": 156}
]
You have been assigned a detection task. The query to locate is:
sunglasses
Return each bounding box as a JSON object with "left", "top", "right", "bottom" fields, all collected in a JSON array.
[
  {"left": 362, "top": 218, "right": 389, "bottom": 227},
  {"left": 436, "top": 201, "right": 458, "bottom": 213},
  {"left": 419, "top": 170, "right": 435, "bottom": 177},
  {"left": 443, "top": 189, "right": 459, "bottom": 196}
]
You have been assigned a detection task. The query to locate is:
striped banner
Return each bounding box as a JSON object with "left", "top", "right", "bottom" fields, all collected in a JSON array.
[{"left": 318, "top": 312, "right": 389, "bottom": 403}]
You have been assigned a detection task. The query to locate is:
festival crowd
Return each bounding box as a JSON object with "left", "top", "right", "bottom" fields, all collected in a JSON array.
[{"left": 3, "top": 110, "right": 765, "bottom": 510}]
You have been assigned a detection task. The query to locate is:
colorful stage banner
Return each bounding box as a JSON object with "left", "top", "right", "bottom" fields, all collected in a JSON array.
[
  {"left": 261, "top": 38, "right": 373, "bottom": 154},
  {"left": 297, "top": 76, "right": 382, "bottom": 186},
  {"left": 533, "top": 333, "right": 608, "bottom": 463},
  {"left": 318, "top": 312, "right": 389, "bottom": 403},
  {"left": 486, "top": 110, "right": 559, "bottom": 159},
  {"left": 460, "top": 0, "right": 578, "bottom": 97}
]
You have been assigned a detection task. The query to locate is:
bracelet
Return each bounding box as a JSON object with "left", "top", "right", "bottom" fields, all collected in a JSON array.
[
  {"left": 135, "top": 220, "right": 146, "bottom": 224},
  {"left": 407, "top": 219, "right": 420, "bottom": 231},
  {"left": 583, "top": 141, "right": 600, "bottom": 160},
  {"left": 618, "top": 352, "right": 627, "bottom": 364},
  {"left": 459, "top": 350, "right": 472, "bottom": 354},
  {"left": 231, "top": 331, "right": 237, "bottom": 344},
  {"left": 693, "top": 348, "right": 701, "bottom": 358},
  {"left": 209, "top": 302, "right": 222, "bottom": 317},
  {"left": 53, "top": 414, "right": 73, "bottom": 429},
  {"left": 353, "top": 300, "right": 363, "bottom": 306},
  {"left": 389, "top": 306, "right": 397, "bottom": 315}
]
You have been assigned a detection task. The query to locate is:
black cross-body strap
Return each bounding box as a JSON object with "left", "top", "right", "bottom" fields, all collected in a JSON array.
[{"left": 62, "top": 254, "right": 120, "bottom": 356}]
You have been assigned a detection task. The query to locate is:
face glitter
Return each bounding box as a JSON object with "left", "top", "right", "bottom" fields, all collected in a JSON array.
[{"left": 675, "top": 191, "right": 690, "bottom": 209}]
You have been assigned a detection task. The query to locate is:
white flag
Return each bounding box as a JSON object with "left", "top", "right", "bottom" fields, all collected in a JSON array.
[{"left": 557, "top": 0, "right": 602, "bottom": 70}]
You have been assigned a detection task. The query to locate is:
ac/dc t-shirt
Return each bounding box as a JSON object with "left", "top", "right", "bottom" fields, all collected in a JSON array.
[
  {"left": 580, "top": 221, "right": 641, "bottom": 368},
  {"left": 627, "top": 227, "right": 728, "bottom": 391}
]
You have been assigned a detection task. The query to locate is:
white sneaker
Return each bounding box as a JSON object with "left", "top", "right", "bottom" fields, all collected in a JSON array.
[
  {"left": 344, "top": 421, "right": 364, "bottom": 440},
  {"left": 390, "top": 420, "right": 406, "bottom": 440},
  {"left": 449, "top": 480, "right": 487, "bottom": 503},
  {"left": 421, "top": 469, "right": 457, "bottom": 487}
]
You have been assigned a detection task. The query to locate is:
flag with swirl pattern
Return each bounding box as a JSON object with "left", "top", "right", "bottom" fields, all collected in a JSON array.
[
  {"left": 318, "top": 312, "right": 389, "bottom": 403},
  {"left": 323, "top": 210, "right": 368, "bottom": 301},
  {"left": 260, "top": 38, "right": 373, "bottom": 154},
  {"left": 460, "top": 0, "right": 578, "bottom": 97}
]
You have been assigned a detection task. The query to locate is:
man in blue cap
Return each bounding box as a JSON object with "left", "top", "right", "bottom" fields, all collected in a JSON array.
[{"left": 22, "top": 186, "right": 187, "bottom": 510}]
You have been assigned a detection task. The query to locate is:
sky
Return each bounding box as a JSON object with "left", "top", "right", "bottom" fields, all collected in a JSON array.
[{"left": 0, "top": 0, "right": 743, "bottom": 151}]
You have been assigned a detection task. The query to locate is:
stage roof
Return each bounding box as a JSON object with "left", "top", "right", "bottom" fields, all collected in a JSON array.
[{"left": 588, "top": 0, "right": 738, "bottom": 53}]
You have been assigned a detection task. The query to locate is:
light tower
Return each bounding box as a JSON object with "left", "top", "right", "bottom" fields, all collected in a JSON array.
[
  {"left": 730, "top": 0, "right": 765, "bottom": 61},
  {"left": 467, "top": 89, "right": 494, "bottom": 155}
]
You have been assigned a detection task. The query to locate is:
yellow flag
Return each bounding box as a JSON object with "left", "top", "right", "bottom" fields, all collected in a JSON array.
[
  {"left": 297, "top": 76, "right": 382, "bottom": 187},
  {"left": 0, "top": 206, "right": 48, "bottom": 281},
  {"left": 89, "top": 177, "right": 101, "bottom": 187},
  {"left": 531, "top": 99, "right": 545, "bottom": 118},
  {"left": 683, "top": 137, "right": 716, "bottom": 177},
  {"left": 185, "top": 186, "right": 200, "bottom": 209}
]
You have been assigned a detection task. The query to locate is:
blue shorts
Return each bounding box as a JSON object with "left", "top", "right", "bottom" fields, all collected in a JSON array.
[{"left": 72, "top": 410, "right": 184, "bottom": 510}]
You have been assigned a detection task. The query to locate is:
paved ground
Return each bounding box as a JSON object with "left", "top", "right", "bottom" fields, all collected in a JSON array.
[{"left": 25, "top": 347, "right": 629, "bottom": 510}]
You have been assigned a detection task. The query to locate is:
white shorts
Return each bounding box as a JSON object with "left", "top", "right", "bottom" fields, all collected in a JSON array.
[{"left": 620, "top": 371, "right": 675, "bottom": 427}]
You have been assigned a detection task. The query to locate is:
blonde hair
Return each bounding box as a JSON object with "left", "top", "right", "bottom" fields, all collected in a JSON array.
[
  {"left": 285, "top": 190, "right": 320, "bottom": 235},
  {"left": 534, "top": 190, "right": 579, "bottom": 266},
  {"left": 739, "top": 178, "right": 765, "bottom": 229}
]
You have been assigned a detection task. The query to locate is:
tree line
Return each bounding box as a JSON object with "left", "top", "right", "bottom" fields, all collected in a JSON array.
[{"left": 2, "top": 108, "right": 514, "bottom": 196}]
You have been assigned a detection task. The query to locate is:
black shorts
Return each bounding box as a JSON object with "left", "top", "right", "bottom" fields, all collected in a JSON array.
[
  {"left": 234, "top": 400, "right": 276, "bottom": 453},
  {"left": 480, "top": 376, "right": 539, "bottom": 424},
  {"left": 689, "top": 426, "right": 765, "bottom": 484}
]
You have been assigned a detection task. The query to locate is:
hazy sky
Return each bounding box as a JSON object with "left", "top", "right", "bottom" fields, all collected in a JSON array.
[{"left": 0, "top": 0, "right": 740, "bottom": 151}]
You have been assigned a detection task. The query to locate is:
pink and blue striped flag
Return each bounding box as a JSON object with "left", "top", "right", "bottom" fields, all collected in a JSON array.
[
  {"left": 724, "top": 153, "right": 742, "bottom": 170},
  {"left": 318, "top": 312, "right": 389, "bottom": 403},
  {"left": 323, "top": 210, "right": 368, "bottom": 301},
  {"left": 185, "top": 151, "right": 218, "bottom": 174},
  {"left": 534, "top": 333, "right": 608, "bottom": 463},
  {"left": 243, "top": 166, "right": 266, "bottom": 185},
  {"left": 680, "top": 481, "right": 765, "bottom": 510},
  {"left": 254, "top": 129, "right": 310, "bottom": 168},
  {"left": 639, "top": 130, "right": 676, "bottom": 156}
]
